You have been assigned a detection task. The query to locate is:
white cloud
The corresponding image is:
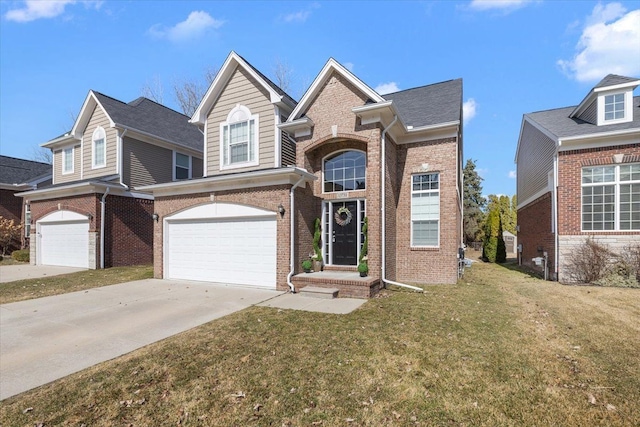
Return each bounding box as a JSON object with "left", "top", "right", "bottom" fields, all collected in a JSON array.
[
  {"left": 375, "top": 82, "right": 399, "bottom": 95},
  {"left": 477, "top": 168, "right": 489, "bottom": 178},
  {"left": 468, "top": 0, "right": 534, "bottom": 12},
  {"left": 283, "top": 10, "right": 311, "bottom": 23},
  {"left": 558, "top": 3, "right": 640, "bottom": 82},
  {"left": 463, "top": 98, "right": 477, "bottom": 124},
  {"left": 508, "top": 170, "right": 517, "bottom": 179},
  {"left": 343, "top": 62, "right": 354, "bottom": 72},
  {"left": 148, "top": 11, "right": 224, "bottom": 43},
  {"left": 4, "top": 0, "right": 101, "bottom": 23}
]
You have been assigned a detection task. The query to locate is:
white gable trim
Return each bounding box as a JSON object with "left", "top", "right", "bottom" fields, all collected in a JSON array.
[
  {"left": 514, "top": 116, "right": 559, "bottom": 163},
  {"left": 288, "top": 58, "right": 384, "bottom": 122},
  {"left": 70, "top": 91, "right": 115, "bottom": 140},
  {"left": 190, "top": 51, "right": 293, "bottom": 125},
  {"left": 167, "top": 202, "right": 276, "bottom": 221}
]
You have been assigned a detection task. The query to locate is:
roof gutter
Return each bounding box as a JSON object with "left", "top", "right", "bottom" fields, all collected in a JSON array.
[
  {"left": 286, "top": 175, "right": 306, "bottom": 293},
  {"left": 380, "top": 115, "right": 423, "bottom": 293}
]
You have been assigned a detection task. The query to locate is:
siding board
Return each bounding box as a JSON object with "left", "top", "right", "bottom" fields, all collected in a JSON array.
[
  {"left": 205, "top": 66, "right": 275, "bottom": 175},
  {"left": 83, "top": 105, "right": 117, "bottom": 178},
  {"left": 53, "top": 144, "right": 81, "bottom": 184},
  {"left": 517, "top": 121, "right": 556, "bottom": 205},
  {"left": 122, "top": 137, "right": 172, "bottom": 188}
]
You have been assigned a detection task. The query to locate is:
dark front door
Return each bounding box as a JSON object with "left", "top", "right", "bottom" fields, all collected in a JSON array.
[{"left": 332, "top": 201, "right": 358, "bottom": 265}]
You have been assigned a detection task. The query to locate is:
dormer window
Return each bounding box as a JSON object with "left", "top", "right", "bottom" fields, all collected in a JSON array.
[
  {"left": 220, "top": 105, "right": 259, "bottom": 169},
  {"left": 604, "top": 94, "right": 624, "bottom": 121},
  {"left": 92, "top": 126, "right": 106, "bottom": 168}
]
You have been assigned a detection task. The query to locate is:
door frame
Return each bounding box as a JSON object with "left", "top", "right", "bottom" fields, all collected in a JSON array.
[{"left": 322, "top": 199, "right": 366, "bottom": 266}]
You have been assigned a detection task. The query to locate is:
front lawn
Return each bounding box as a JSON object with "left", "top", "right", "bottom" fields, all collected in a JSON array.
[
  {"left": 0, "top": 265, "right": 153, "bottom": 304},
  {"left": 1, "top": 262, "right": 638, "bottom": 426}
]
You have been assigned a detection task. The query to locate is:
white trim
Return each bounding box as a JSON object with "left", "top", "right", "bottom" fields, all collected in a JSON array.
[
  {"left": 516, "top": 187, "right": 550, "bottom": 210},
  {"left": 558, "top": 128, "right": 640, "bottom": 147},
  {"left": 274, "top": 105, "right": 281, "bottom": 168},
  {"left": 38, "top": 210, "right": 89, "bottom": 223},
  {"left": 288, "top": 58, "right": 384, "bottom": 122},
  {"left": 191, "top": 51, "right": 294, "bottom": 125},
  {"left": 51, "top": 146, "right": 56, "bottom": 185},
  {"left": 16, "top": 179, "right": 145, "bottom": 201},
  {"left": 593, "top": 80, "right": 640, "bottom": 93},
  {"left": 80, "top": 136, "right": 84, "bottom": 180},
  {"left": 322, "top": 199, "right": 366, "bottom": 266},
  {"left": 277, "top": 117, "right": 314, "bottom": 138},
  {"left": 61, "top": 146, "right": 74, "bottom": 175},
  {"left": 70, "top": 90, "right": 115, "bottom": 140},
  {"left": 203, "top": 121, "right": 208, "bottom": 177},
  {"left": 597, "top": 91, "right": 633, "bottom": 126},
  {"left": 91, "top": 126, "right": 107, "bottom": 169},
  {"left": 116, "top": 129, "right": 123, "bottom": 175},
  {"left": 165, "top": 202, "right": 276, "bottom": 221},
  {"left": 137, "top": 167, "right": 316, "bottom": 197},
  {"left": 173, "top": 151, "right": 192, "bottom": 181},
  {"left": 219, "top": 105, "right": 260, "bottom": 170}
]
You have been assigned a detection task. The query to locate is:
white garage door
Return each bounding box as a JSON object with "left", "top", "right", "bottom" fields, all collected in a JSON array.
[
  {"left": 165, "top": 203, "right": 277, "bottom": 288},
  {"left": 38, "top": 211, "right": 89, "bottom": 268}
]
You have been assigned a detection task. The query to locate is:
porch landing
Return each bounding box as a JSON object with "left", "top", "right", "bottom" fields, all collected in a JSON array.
[{"left": 292, "top": 271, "right": 382, "bottom": 299}]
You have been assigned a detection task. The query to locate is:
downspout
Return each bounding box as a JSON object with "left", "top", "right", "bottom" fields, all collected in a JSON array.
[
  {"left": 553, "top": 154, "right": 559, "bottom": 280},
  {"left": 381, "top": 116, "right": 423, "bottom": 292},
  {"left": 100, "top": 187, "right": 110, "bottom": 269},
  {"left": 286, "top": 174, "right": 306, "bottom": 292}
]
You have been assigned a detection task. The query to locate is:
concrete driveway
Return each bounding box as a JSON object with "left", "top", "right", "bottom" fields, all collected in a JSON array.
[
  {"left": 0, "top": 265, "right": 87, "bottom": 283},
  {"left": 0, "top": 279, "right": 282, "bottom": 400}
]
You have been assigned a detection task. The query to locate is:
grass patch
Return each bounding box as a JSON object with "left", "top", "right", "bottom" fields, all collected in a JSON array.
[
  {"left": 0, "top": 265, "right": 153, "bottom": 304},
  {"left": 1, "top": 263, "right": 638, "bottom": 426}
]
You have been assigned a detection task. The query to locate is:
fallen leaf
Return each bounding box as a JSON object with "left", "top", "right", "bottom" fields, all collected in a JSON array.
[
  {"left": 230, "top": 391, "right": 246, "bottom": 398},
  {"left": 241, "top": 354, "right": 251, "bottom": 363},
  {"left": 23, "top": 407, "right": 33, "bottom": 414},
  {"left": 606, "top": 404, "right": 616, "bottom": 411},
  {"left": 345, "top": 418, "right": 355, "bottom": 423},
  {"left": 588, "top": 394, "right": 596, "bottom": 405}
]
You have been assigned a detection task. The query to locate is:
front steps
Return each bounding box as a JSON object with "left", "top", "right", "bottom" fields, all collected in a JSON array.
[{"left": 292, "top": 270, "right": 382, "bottom": 298}]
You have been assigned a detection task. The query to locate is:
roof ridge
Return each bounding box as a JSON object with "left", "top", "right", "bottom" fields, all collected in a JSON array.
[
  {"left": 130, "top": 96, "right": 193, "bottom": 119},
  {"left": 382, "top": 78, "right": 462, "bottom": 96}
]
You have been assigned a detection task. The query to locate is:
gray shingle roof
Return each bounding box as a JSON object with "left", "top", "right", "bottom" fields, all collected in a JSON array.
[
  {"left": 238, "top": 54, "right": 297, "bottom": 106},
  {"left": 93, "top": 92, "right": 203, "bottom": 152},
  {"left": 0, "top": 155, "right": 51, "bottom": 185},
  {"left": 383, "top": 79, "right": 462, "bottom": 128},
  {"left": 526, "top": 96, "right": 640, "bottom": 139},
  {"left": 594, "top": 74, "right": 639, "bottom": 88}
]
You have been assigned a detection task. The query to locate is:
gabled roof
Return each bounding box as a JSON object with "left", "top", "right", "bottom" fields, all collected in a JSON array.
[
  {"left": 288, "top": 58, "right": 384, "bottom": 122},
  {"left": 66, "top": 90, "right": 202, "bottom": 152},
  {"left": 571, "top": 74, "right": 640, "bottom": 118},
  {"left": 526, "top": 96, "right": 640, "bottom": 140},
  {"left": 191, "top": 51, "right": 297, "bottom": 125},
  {"left": 383, "top": 79, "right": 462, "bottom": 128},
  {"left": 0, "top": 155, "right": 51, "bottom": 186}
]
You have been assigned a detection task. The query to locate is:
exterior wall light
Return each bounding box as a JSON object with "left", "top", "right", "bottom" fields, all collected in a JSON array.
[
  {"left": 87, "top": 213, "right": 93, "bottom": 221},
  {"left": 277, "top": 204, "right": 285, "bottom": 217},
  {"left": 152, "top": 213, "right": 159, "bottom": 222}
]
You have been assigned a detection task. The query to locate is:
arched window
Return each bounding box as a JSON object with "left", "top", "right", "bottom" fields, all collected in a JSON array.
[
  {"left": 323, "top": 150, "right": 366, "bottom": 192},
  {"left": 92, "top": 126, "right": 106, "bottom": 168},
  {"left": 220, "top": 105, "right": 259, "bottom": 168}
]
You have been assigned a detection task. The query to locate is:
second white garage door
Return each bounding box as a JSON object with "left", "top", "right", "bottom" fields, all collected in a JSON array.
[{"left": 165, "top": 204, "right": 277, "bottom": 288}]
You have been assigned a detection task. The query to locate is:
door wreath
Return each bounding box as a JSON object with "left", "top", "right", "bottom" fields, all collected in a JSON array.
[{"left": 334, "top": 206, "right": 353, "bottom": 226}]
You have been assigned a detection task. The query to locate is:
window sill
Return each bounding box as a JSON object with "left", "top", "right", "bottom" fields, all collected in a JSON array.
[
  {"left": 220, "top": 160, "right": 260, "bottom": 171},
  {"left": 410, "top": 246, "right": 440, "bottom": 251}
]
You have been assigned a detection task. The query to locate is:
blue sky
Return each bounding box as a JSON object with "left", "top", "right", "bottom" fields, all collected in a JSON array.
[{"left": 1, "top": 0, "right": 639, "bottom": 197}]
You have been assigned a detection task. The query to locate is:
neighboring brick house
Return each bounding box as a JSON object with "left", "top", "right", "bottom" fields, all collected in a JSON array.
[
  {"left": 515, "top": 74, "right": 640, "bottom": 282},
  {"left": 17, "top": 91, "right": 203, "bottom": 269},
  {"left": 140, "top": 51, "right": 463, "bottom": 297},
  {"left": 0, "top": 155, "right": 51, "bottom": 249}
]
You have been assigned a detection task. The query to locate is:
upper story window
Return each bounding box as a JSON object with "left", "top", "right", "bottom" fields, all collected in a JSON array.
[
  {"left": 220, "top": 105, "right": 258, "bottom": 169},
  {"left": 323, "top": 150, "right": 366, "bottom": 193},
  {"left": 411, "top": 173, "right": 440, "bottom": 247},
  {"left": 604, "top": 93, "right": 625, "bottom": 121},
  {"left": 174, "top": 152, "right": 191, "bottom": 180},
  {"left": 62, "top": 146, "right": 74, "bottom": 174},
  {"left": 582, "top": 163, "right": 640, "bottom": 231},
  {"left": 92, "top": 126, "right": 106, "bottom": 168}
]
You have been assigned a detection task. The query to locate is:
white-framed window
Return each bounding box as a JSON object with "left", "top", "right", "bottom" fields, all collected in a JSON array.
[
  {"left": 411, "top": 173, "right": 440, "bottom": 247},
  {"left": 174, "top": 152, "right": 191, "bottom": 180},
  {"left": 604, "top": 93, "right": 625, "bottom": 121},
  {"left": 582, "top": 163, "right": 640, "bottom": 231},
  {"left": 62, "top": 146, "right": 74, "bottom": 174},
  {"left": 323, "top": 150, "right": 366, "bottom": 193},
  {"left": 92, "top": 126, "right": 106, "bottom": 168},
  {"left": 24, "top": 203, "right": 31, "bottom": 238},
  {"left": 220, "top": 105, "right": 258, "bottom": 169}
]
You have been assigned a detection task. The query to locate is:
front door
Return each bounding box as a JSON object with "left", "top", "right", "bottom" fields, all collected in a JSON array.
[{"left": 332, "top": 201, "right": 358, "bottom": 265}]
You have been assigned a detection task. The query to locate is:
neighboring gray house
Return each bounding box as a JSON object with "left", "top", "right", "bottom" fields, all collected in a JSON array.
[{"left": 515, "top": 74, "right": 640, "bottom": 281}]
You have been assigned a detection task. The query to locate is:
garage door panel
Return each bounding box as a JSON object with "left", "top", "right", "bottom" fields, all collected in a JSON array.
[
  {"left": 39, "top": 221, "right": 89, "bottom": 268},
  {"left": 166, "top": 217, "right": 277, "bottom": 288}
]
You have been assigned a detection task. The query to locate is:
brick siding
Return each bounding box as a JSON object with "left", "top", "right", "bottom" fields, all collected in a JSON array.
[{"left": 517, "top": 192, "right": 555, "bottom": 278}]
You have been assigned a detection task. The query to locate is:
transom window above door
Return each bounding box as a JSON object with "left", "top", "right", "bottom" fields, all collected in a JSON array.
[
  {"left": 220, "top": 104, "right": 258, "bottom": 169},
  {"left": 323, "top": 150, "right": 366, "bottom": 192}
]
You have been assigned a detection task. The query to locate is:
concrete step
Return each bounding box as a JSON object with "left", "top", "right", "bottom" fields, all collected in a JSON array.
[{"left": 299, "top": 286, "right": 339, "bottom": 299}]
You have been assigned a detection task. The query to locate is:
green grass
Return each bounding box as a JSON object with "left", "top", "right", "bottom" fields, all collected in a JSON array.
[
  {"left": 1, "top": 262, "right": 638, "bottom": 426},
  {"left": 0, "top": 265, "right": 153, "bottom": 304}
]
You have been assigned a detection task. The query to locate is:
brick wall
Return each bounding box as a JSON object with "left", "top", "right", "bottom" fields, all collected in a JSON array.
[
  {"left": 0, "top": 189, "right": 23, "bottom": 223},
  {"left": 395, "top": 137, "right": 460, "bottom": 285},
  {"left": 104, "top": 195, "right": 154, "bottom": 267},
  {"left": 152, "top": 185, "right": 293, "bottom": 291},
  {"left": 517, "top": 192, "right": 555, "bottom": 278}
]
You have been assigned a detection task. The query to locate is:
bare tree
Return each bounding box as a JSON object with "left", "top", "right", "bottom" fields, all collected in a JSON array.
[
  {"left": 272, "top": 58, "right": 292, "bottom": 93},
  {"left": 173, "top": 66, "right": 218, "bottom": 117},
  {"left": 30, "top": 145, "right": 52, "bottom": 164},
  {"left": 141, "top": 75, "right": 164, "bottom": 104}
]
